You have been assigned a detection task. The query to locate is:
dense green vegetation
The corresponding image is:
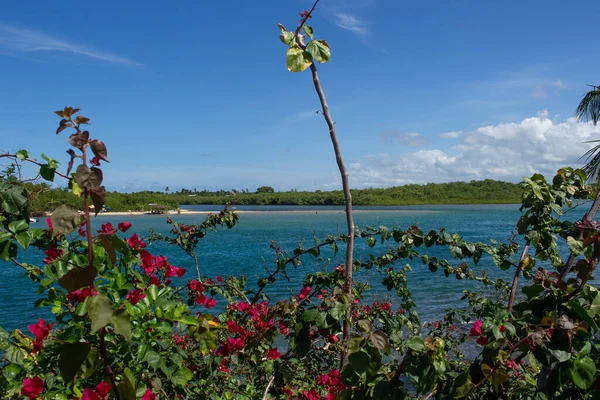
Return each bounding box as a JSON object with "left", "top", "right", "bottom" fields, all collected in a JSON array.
[{"left": 26, "top": 179, "right": 522, "bottom": 214}]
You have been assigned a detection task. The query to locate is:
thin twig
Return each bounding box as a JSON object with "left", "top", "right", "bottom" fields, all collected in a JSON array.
[
  {"left": 262, "top": 375, "right": 275, "bottom": 400},
  {"left": 507, "top": 241, "right": 530, "bottom": 313}
]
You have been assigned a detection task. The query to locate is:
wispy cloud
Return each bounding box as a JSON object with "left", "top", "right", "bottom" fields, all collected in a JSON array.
[
  {"left": 0, "top": 23, "right": 141, "bottom": 67},
  {"left": 380, "top": 130, "right": 428, "bottom": 147},
  {"left": 333, "top": 12, "right": 369, "bottom": 36}
]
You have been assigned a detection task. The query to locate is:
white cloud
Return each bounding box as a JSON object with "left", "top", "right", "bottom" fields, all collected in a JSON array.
[
  {"left": 333, "top": 12, "right": 368, "bottom": 36},
  {"left": 0, "top": 24, "right": 141, "bottom": 66},
  {"left": 349, "top": 111, "right": 600, "bottom": 187}
]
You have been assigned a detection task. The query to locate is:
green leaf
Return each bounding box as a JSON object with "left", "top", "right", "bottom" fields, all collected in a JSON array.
[
  {"left": 330, "top": 302, "right": 347, "bottom": 321},
  {"left": 79, "top": 347, "right": 99, "bottom": 379},
  {"left": 40, "top": 164, "right": 56, "bottom": 181},
  {"left": 143, "top": 351, "right": 161, "bottom": 370},
  {"left": 405, "top": 336, "right": 425, "bottom": 352},
  {"left": 349, "top": 350, "right": 370, "bottom": 375},
  {"left": 15, "top": 149, "right": 28, "bottom": 161},
  {"left": 2, "top": 363, "right": 23, "bottom": 381},
  {"left": 59, "top": 342, "right": 91, "bottom": 383},
  {"left": 0, "top": 238, "right": 17, "bottom": 262},
  {"left": 357, "top": 319, "right": 372, "bottom": 334},
  {"left": 450, "top": 373, "right": 473, "bottom": 398},
  {"left": 51, "top": 205, "right": 83, "bottom": 236},
  {"left": 279, "top": 30, "right": 295, "bottom": 45},
  {"left": 570, "top": 301, "right": 599, "bottom": 333},
  {"left": 5, "top": 345, "right": 24, "bottom": 365},
  {"left": 303, "top": 25, "right": 314, "bottom": 39},
  {"left": 571, "top": 355, "right": 596, "bottom": 389},
  {"left": 307, "top": 40, "right": 331, "bottom": 64},
  {"left": 286, "top": 44, "right": 313, "bottom": 72},
  {"left": 171, "top": 365, "right": 193, "bottom": 387},
  {"left": 87, "top": 294, "right": 113, "bottom": 333},
  {"left": 566, "top": 236, "right": 584, "bottom": 255},
  {"left": 111, "top": 308, "right": 132, "bottom": 341},
  {"left": 547, "top": 348, "right": 571, "bottom": 363},
  {"left": 117, "top": 374, "right": 136, "bottom": 400},
  {"left": 366, "top": 236, "right": 376, "bottom": 247}
]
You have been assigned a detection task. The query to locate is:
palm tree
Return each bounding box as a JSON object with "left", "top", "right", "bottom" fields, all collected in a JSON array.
[{"left": 576, "top": 85, "right": 600, "bottom": 181}]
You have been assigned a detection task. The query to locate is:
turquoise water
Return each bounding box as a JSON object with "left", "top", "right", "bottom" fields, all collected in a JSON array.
[{"left": 0, "top": 204, "right": 585, "bottom": 332}]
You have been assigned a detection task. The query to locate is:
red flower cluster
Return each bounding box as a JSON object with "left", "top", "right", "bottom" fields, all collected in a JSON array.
[
  {"left": 469, "top": 320, "right": 488, "bottom": 345},
  {"left": 298, "top": 286, "right": 312, "bottom": 300},
  {"left": 141, "top": 389, "right": 157, "bottom": 400},
  {"left": 266, "top": 347, "right": 281, "bottom": 360},
  {"left": 66, "top": 287, "right": 99, "bottom": 304},
  {"left": 127, "top": 233, "right": 146, "bottom": 250},
  {"left": 188, "top": 279, "right": 216, "bottom": 308},
  {"left": 138, "top": 250, "right": 185, "bottom": 284},
  {"left": 90, "top": 156, "right": 101, "bottom": 166},
  {"left": 21, "top": 377, "right": 44, "bottom": 400},
  {"left": 28, "top": 318, "right": 52, "bottom": 353},
  {"left": 126, "top": 288, "right": 146, "bottom": 305},
  {"left": 97, "top": 222, "right": 116, "bottom": 235},
  {"left": 216, "top": 337, "right": 245, "bottom": 356},
  {"left": 118, "top": 221, "right": 132, "bottom": 232},
  {"left": 316, "top": 369, "right": 347, "bottom": 399},
  {"left": 43, "top": 248, "right": 63, "bottom": 264},
  {"left": 302, "top": 388, "right": 320, "bottom": 400},
  {"left": 80, "top": 380, "right": 112, "bottom": 400}
]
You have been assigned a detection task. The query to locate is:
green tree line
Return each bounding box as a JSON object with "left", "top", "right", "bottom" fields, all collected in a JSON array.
[{"left": 26, "top": 179, "right": 523, "bottom": 214}]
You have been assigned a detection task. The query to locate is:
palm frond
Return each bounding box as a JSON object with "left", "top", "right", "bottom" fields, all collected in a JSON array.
[
  {"left": 575, "top": 87, "right": 600, "bottom": 125},
  {"left": 579, "top": 140, "right": 600, "bottom": 183}
]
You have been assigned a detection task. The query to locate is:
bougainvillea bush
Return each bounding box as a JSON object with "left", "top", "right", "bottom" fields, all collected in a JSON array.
[
  {"left": 0, "top": 108, "right": 599, "bottom": 400},
  {"left": 2, "top": 7, "right": 600, "bottom": 400}
]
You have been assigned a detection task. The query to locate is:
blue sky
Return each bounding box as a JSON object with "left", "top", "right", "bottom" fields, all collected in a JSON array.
[{"left": 1, "top": 0, "right": 599, "bottom": 192}]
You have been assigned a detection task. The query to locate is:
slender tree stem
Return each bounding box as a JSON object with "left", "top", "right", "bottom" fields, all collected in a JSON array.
[
  {"left": 507, "top": 241, "right": 530, "bottom": 313},
  {"left": 295, "top": 21, "right": 355, "bottom": 366}
]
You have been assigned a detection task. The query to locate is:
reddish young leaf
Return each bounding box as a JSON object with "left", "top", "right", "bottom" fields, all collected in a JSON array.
[
  {"left": 58, "top": 265, "right": 97, "bottom": 293},
  {"left": 90, "top": 139, "right": 109, "bottom": 162},
  {"left": 75, "top": 116, "right": 90, "bottom": 125},
  {"left": 90, "top": 186, "right": 106, "bottom": 215},
  {"left": 56, "top": 119, "right": 72, "bottom": 135}
]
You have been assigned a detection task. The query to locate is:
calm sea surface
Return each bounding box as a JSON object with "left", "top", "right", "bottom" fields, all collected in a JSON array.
[{"left": 0, "top": 204, "right": 587, "bottom": 332}]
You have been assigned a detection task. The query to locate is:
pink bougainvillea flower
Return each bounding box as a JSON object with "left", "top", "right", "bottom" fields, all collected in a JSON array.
[
  {"left": 82, "top": 387, "right": 100, "bottom": 400},
  {"left": 266, "top": 348, "right": 281, "bottom": 360},
  {"left": 302, "top": 388, "right": 320, "bottom": 400},
  {"left": 205, "top": 298, "right": 216, "bottom": 308},
  {"left": 298, "top": 286, "right": 312, "bottom": 300},
  {"left": 327, "top": 334, "right": 339, "bottom": 344},
  {"left": 28, "top": 318, "right": 52, "bottom": 342},
  {"left": 127, "top": 233, "right": 146, "bottom": 250},
  {"left": 43, "top": 247, "right": 63, "bottom": 264},
  {"left": 90, "top": 156, "right": 101, "bottom": 167},
  {"left": 188, "top": 279, "right": 204, "bottom": 292},
  {"left": 66, "top": 287, "right": 99, "bottom": 304},
  {"left": 148, "top": 275, "right": 160, "bottom": 286},
  {"left": 78, "top": 225, "right": 86, "bottom": 238},
  {"left": 97, "top": 222, "right": 116, "bottom": 235},
  {"left": 126, "top": 288, "right": 146, "bottom": 305},
  {"left": 506, "top": 359, "right": 518, "bottom": 370},
  {"left": 476, "top": 336, "right": 489, "bottom": 346},
  {"left": 21, "top": 377, "right": 44, "bottom": 400},
  {"left": 94, "top": 380, "right": 112, "bottom": 398},
  {"left": 141, "top": 389, "right": 157, "bottom": 400},
  {"left": 175, "top": 267, "right": 186, "bottom": 278},
  {"left": 196, "top": 293, "right": 207, "bottom": 305},
  {"left": 46, "top": 217, "right": 53, "bottom": 231},
  {"left": 469, "top": 320, "right": 483, "bottom": 336},
  {"left": 118, "top": 221, "right": 132, "bottom": 232}
]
